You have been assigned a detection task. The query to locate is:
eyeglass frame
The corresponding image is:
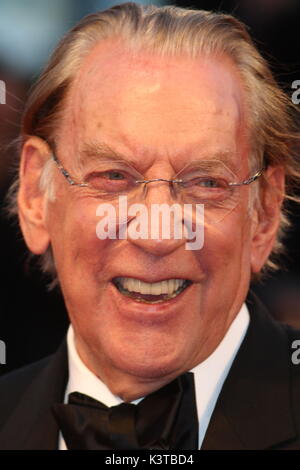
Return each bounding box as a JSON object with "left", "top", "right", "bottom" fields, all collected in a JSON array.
[{"left": 50, "top": 152, "right": 265, "bottom": 196}]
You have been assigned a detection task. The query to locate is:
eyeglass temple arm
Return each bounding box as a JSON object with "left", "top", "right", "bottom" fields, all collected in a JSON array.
[
  {"left": 51, "top": 153, "right": 89, "bottom": 187},
  {"left": 51, "top": 153, "right": 72, "bottom": 182},
  {"left": 229, "top": 168, "right": 264, "bottom": 187}
]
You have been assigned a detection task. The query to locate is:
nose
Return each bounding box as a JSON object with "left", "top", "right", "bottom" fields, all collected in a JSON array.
[{"left": 126, "top": 180, "right": 187, "bottom": 256}]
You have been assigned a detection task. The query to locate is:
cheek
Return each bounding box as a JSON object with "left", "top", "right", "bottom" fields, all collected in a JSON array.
[
  {"left": 201, "top": 207, "right": 252, "bottom": 275},
  {"left": 47, "top": 196, "right": 113, "bottom": 279}
]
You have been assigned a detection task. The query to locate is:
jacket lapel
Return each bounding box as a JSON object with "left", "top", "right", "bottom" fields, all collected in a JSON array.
[
  {"left": 0, "top": 339, "right": 68, "bottom": 450},
  {"left": 202, "top": 291, "right": 297, "bottom": 449}
]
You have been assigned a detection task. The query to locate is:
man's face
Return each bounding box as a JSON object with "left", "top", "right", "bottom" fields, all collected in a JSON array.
[{"left": 41, "top": 42, "right": 260, "bottom": 394}]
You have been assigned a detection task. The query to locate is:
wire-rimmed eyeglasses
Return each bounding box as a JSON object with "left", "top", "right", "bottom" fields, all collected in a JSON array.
[{"left": 51, "top": 153, "right": 264, "bottom": 223}]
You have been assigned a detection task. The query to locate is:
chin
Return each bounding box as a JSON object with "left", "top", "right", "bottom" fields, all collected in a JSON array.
[{"left": 107, "top": 345, "right": 184, "bottom": 380}]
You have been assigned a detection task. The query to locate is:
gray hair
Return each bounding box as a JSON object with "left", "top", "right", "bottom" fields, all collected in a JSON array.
[{"left": 6, "top": 2, "right": 300, "bottom": 289}]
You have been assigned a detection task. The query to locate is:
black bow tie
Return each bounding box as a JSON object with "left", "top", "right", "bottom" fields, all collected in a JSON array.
[{"left": 52, "top": 372, "right": 198, "bottom": 450}]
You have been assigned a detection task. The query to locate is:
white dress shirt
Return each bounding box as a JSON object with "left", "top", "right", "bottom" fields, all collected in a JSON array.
[{"left": 59, "top": 303, "right": 249, "bottom": 450}]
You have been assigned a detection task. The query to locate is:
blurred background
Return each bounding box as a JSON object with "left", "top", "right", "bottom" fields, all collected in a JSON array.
[{"left": 0, "top": 0, "right": 300, "bottom": 375}]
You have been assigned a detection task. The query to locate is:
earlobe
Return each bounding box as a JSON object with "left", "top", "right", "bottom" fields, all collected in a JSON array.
[
  {"left": 250, "top": 166, "right": 285, "bottom": 273},
  {"left": 18, "top": 137, "right": 51, "bottom": 255}
]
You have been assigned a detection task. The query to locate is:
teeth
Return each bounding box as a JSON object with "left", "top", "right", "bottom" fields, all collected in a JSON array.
[
  {"left": 161, "top": 280, "right": 169, "bottom": 294},
  {"left": 140, "top": 281, "right": 149, "bottom": 295},
  {"left": 168, "top": 279, "right": 174, "bottom": 293},
  {"left": 127, "top": 278, "right": 135, "bottom": 292},
  {"left": 116, "top": 277, "right": 186, "bottom": 296},
  {"left": 151, "top": 283, "right": 161, "bottom": 295}
]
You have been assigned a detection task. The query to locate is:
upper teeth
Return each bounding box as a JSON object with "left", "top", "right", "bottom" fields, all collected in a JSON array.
[{"left": 116, "top": 277, "right": 186, "bottom": 296}]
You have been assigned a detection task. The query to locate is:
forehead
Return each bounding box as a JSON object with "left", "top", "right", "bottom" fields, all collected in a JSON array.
[{"left": 60, "top": 40, "right": 249, "bottom": 172}]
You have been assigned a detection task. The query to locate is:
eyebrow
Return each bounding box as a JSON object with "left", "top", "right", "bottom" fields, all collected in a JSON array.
[{"left": 78, "top": 141, "right": 137, "bottom": 168}]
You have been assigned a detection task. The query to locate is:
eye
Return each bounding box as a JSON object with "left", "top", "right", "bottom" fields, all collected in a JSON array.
[
  {"left": 104, "top": 170, "right": 125, "bottom": 180},
  {"left": 178, "top": 175, "right": 231, "bottom": 203},
  {"left": 182, "top": 176, "right": 228, "bottom": 189},
  {"left": 196, "top": 178, "right": 222, "bottom": 188},
  {"left": 84, "top": 169, "right": 136, "bottom": 193}
]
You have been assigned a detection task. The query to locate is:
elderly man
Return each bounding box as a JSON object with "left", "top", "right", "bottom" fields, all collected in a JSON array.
[{"left": 1, "top": 3, "right": 300, "bottom": 450}]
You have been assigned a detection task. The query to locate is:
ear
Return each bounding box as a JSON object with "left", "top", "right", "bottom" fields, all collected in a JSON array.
[
  {"left": 18, "top": 136, "right": 52, "bottom": 254},
  {"left": 250, "top": 166, "right": 285, "bottom": 273}
]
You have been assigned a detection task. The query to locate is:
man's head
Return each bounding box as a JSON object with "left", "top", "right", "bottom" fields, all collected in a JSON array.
[{"left": 9, "top": 4, "right": 300, "bottom": 399}]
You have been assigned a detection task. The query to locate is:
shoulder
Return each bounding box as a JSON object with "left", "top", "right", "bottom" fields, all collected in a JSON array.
[
  {"left": 246, "top": 291, "right": 300, "bottom": 418},
  {"left": 0, "top": 339, "right": 68, "bottom": 430},
  {"left": 246, "top": 291, "right": 300, "bottom": 365},
  {"left": 280, "top": 322, "right": 300, "bottom": 384},
  {"left": 0, "top": 340, "right": 68, "bottom": 449},
  {"left": 0, "top": 353, "right": 53, "bottom": 391},
  {"left": 0, "top": 355, "right": 53, "bottom": 424}
]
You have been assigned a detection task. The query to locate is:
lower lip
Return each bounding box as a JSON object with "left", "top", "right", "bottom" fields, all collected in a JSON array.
[{"left": 109, "top": 280, "right": 193, "bottom": 322}]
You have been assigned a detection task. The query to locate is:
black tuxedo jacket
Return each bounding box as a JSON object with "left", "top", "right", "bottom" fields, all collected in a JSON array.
[{"left": 1, "top": 292, "right": 300, "bottom": 450}]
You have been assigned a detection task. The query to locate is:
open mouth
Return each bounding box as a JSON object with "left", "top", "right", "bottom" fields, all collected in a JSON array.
[{"left": 112, "top": 277, "right": 192, "bottom": 304}]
